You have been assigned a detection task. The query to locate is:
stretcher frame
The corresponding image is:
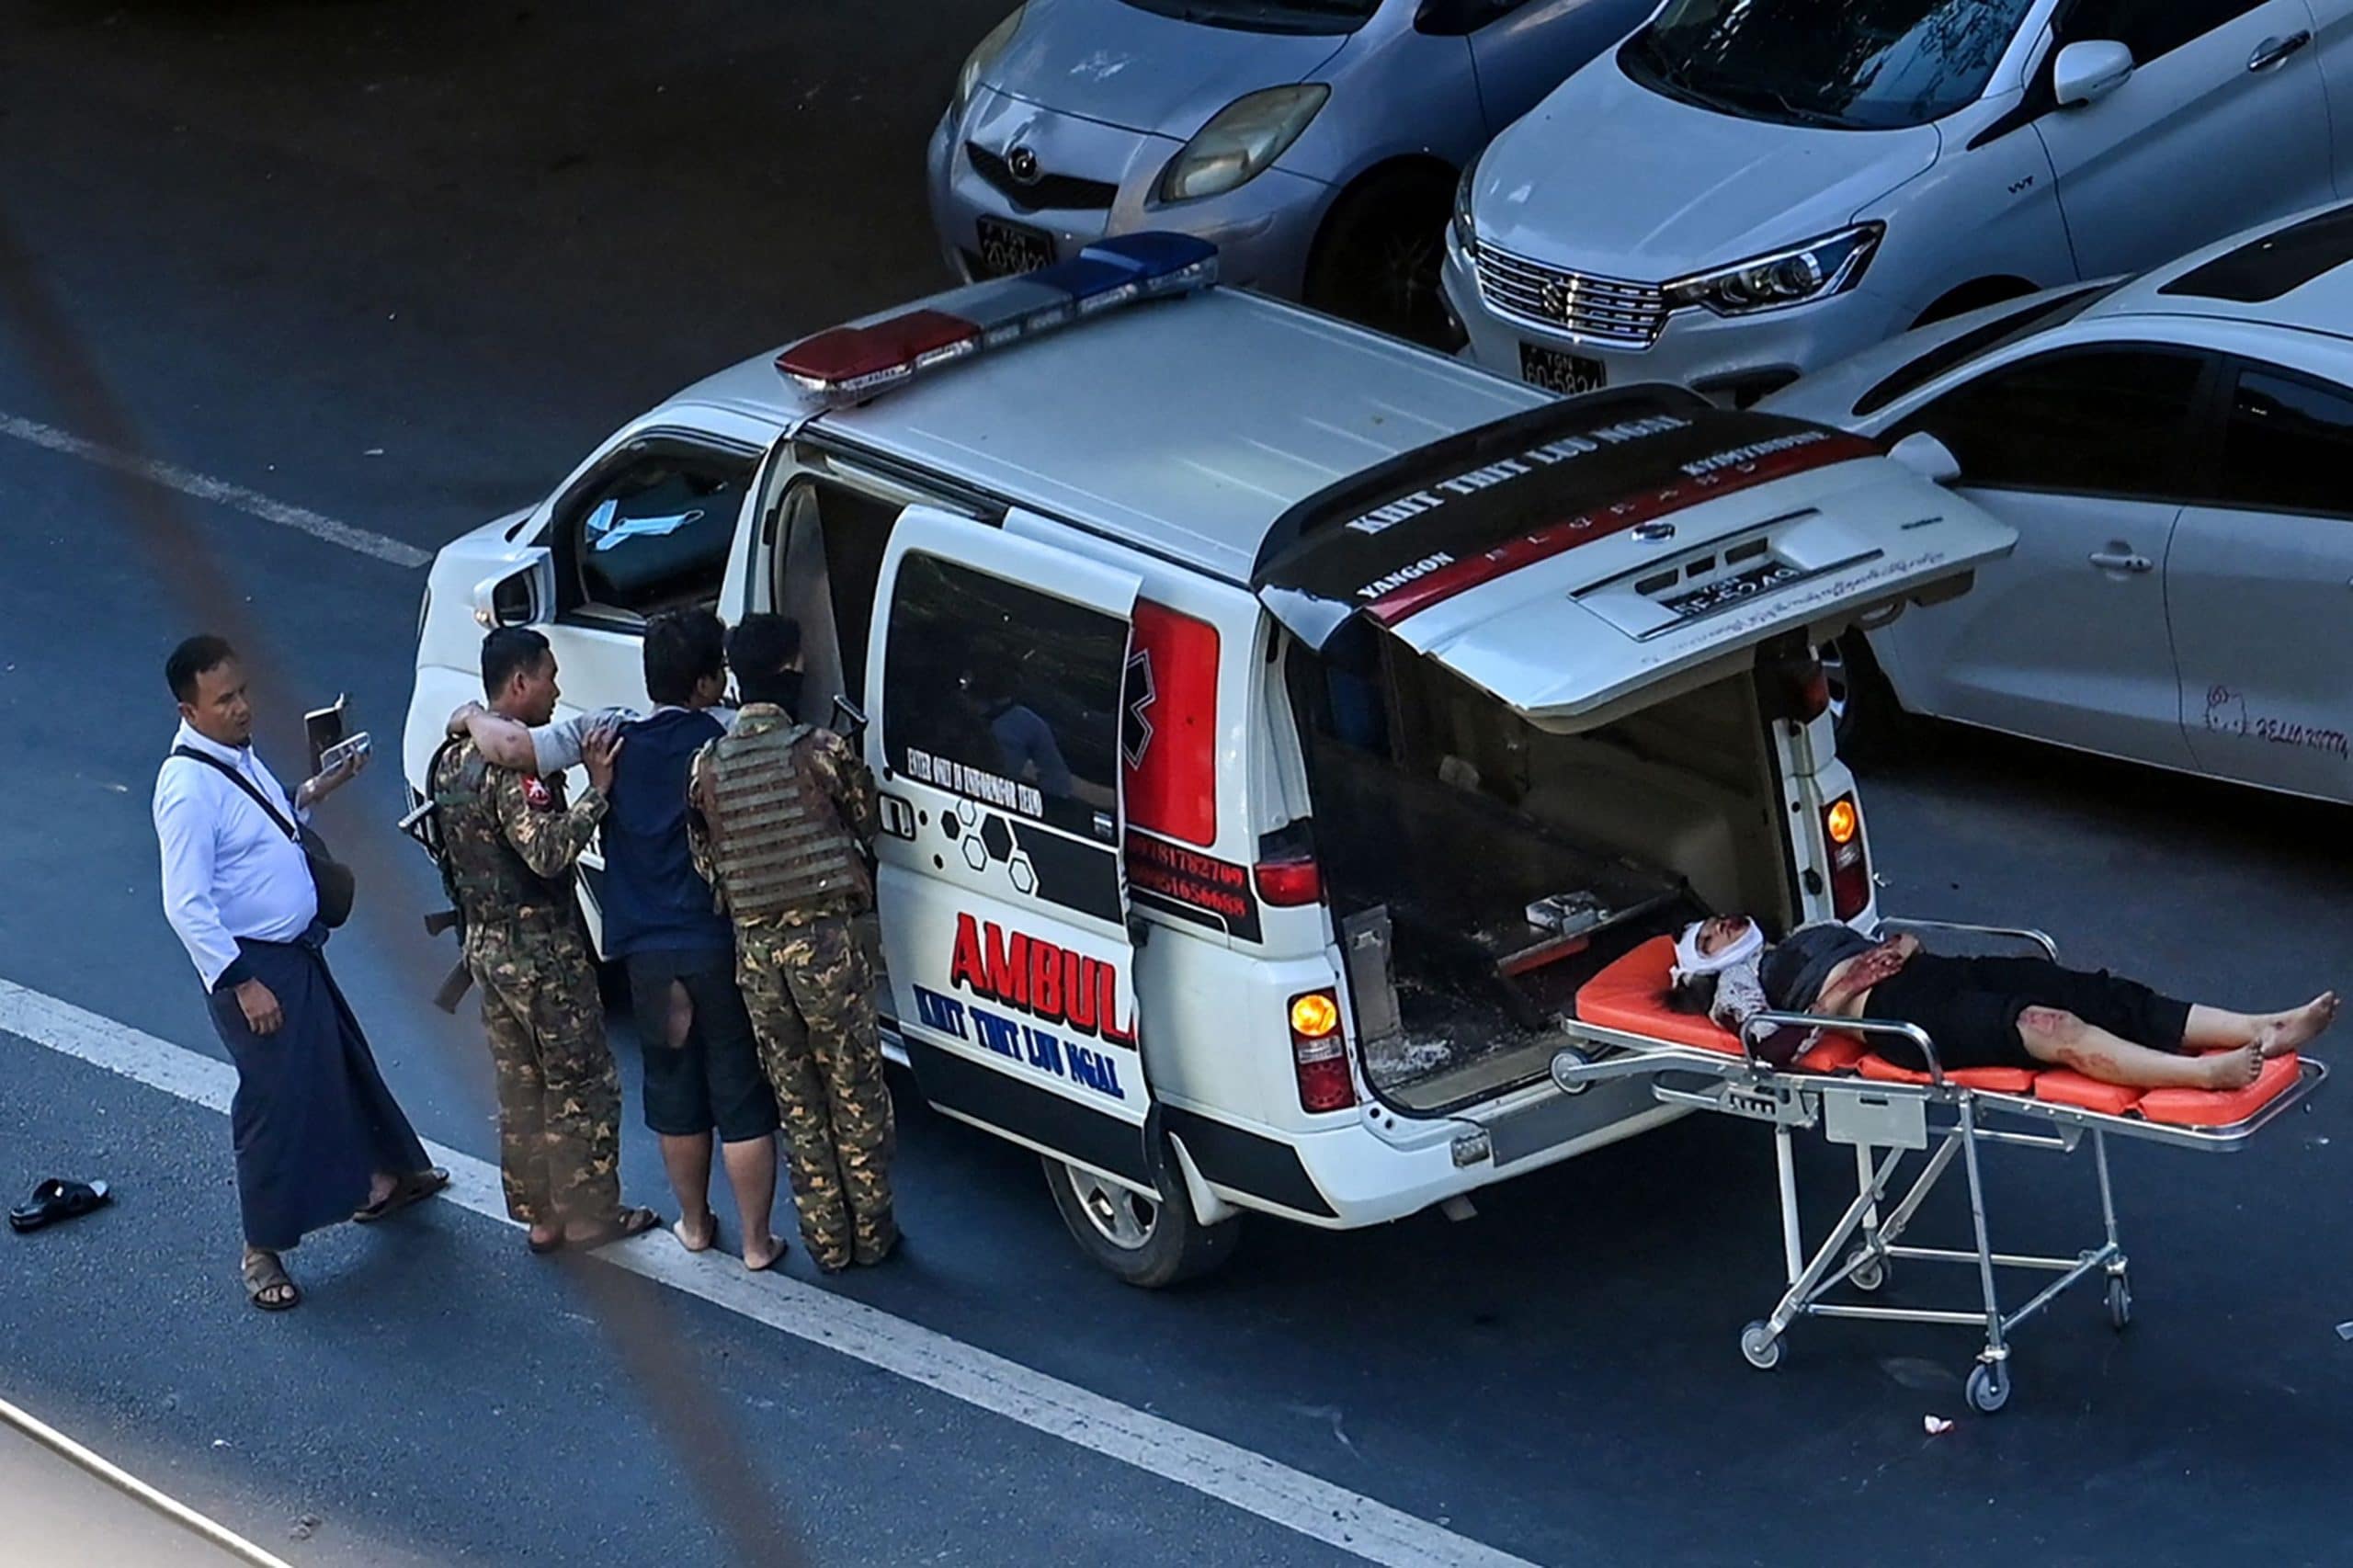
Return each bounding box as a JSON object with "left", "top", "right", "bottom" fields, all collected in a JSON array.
[{"left": 1549, "top": 919, "right": 2329, "bottom": 1414}]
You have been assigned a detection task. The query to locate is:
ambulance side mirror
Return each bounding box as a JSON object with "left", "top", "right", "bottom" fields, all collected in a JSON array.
[
  {"left": 471, "top": 548, "right": 552, "bottom": 629},
  {"left": 1888, "top": 431, "right": 1961, "bottom": 487}
]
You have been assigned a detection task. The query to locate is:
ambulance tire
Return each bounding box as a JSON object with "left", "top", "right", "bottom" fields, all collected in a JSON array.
[{"left": 1042, "top": 1153, "right": 1240, "bottom": 1289}]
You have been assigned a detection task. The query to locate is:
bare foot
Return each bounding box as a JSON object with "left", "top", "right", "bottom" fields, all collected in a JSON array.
[
  {"left": 365, "top": 1172, "right": 398, "bottom": 1209},
  {"left": 2262, "top": 992, "right": 2338, "bottom": 1056},
  {"left": 744, "top": 1234, "right": 786, "bottom": 1273},
  {"left": 2200, "top": 1043, "right": 2263, "bottom": 1091},
  {"left": 674, "top": 1212, "right": 718, "bottom": 1254}
]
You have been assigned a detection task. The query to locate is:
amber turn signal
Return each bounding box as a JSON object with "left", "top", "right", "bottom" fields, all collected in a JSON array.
[
  {"left": 1825, "top": 798, "right": 1859, "bottom": 846},
  {"left": 1290, "top": 992, "right": 1341, "bottom": 1040}
]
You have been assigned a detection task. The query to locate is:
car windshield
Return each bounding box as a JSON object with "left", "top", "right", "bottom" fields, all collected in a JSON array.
[
  {"left": 1114, "top": 0, "right": 1381, "bottom": 34},
  {"left": 1622, "top": 0, "right": 2039, "bottom": 131}
]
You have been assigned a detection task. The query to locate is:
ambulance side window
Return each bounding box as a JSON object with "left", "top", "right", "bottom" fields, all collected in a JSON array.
[
  {"left": 881, "top": 551, "right": 1126, "bottom": 841},
  {"left": 557, "top": 443, "right": 756, "bottom": 621}
]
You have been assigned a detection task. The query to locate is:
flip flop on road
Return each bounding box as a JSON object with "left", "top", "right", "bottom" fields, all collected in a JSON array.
[
  {"left": 352, "top": 1166, "right": 450, "bottom": 1223},
  {"left": 9, "top": 1177, "right": 111, "bottom": 1234},
  {"left": 242, "top": 1251, "right": 301, "bottom": 1312},
  {"left": 565, "top": 1207, "right": 663, "bottom": 1253}
]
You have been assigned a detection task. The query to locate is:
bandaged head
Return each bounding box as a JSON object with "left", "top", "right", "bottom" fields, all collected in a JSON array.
[{"left": 1673, "top": 916, "right": 1763, "bottom": 983}]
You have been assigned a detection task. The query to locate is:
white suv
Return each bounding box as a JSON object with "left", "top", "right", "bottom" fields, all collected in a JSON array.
[{"left": 1446, "top": 0, "right": 2353, "bottom": 406}]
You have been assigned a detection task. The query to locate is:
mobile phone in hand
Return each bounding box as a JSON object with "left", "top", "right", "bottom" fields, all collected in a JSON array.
[{"left": 320, "top": 733, "right": 372, "bottom": 776}]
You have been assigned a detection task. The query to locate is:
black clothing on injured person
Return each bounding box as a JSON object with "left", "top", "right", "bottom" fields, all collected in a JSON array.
[{"left": 1681, "top": 921, "right": 2192, "bottom": 1073}]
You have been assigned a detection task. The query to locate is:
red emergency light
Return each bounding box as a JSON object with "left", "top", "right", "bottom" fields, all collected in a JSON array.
[{"left": 777, "top": 233, "right": 1220, "bottom": 405}]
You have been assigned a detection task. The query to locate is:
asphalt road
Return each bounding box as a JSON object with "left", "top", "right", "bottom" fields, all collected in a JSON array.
[{"left": 2, "top": 5, "right": 2349, "bottom": 1565}]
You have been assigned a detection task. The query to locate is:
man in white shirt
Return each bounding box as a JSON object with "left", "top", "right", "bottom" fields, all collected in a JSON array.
[{"left": 154, "top": 635, "right": 446, "bottom": 1311}]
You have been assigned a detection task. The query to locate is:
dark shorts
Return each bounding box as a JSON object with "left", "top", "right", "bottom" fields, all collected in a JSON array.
[
  {"left": 626, "top": 949, "right": 779, "bottom": 1142},
  {"left": 1864, "top": 954, "right": 2193, "bottom": 1074}
]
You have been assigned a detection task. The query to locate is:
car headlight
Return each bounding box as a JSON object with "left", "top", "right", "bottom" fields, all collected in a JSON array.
[
  {"left": 1158, "top": 85, "right": 1329, "bottom": 204},
  {"left": 953, "top": 5, "right": 1026, "bottom": 118},
  {"left": 1664, "top": 224, "right": 1883, "bottom": 316},
  {"left": 1451, "top": 156, "right": 1480, "bottom": 259}
]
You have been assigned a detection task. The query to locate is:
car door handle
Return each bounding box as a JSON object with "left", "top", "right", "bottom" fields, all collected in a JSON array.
[
  {"left": 2087, "top": 550, "right": 2153, "bottom": 573},
  {"left": 2250, "top": 29, "right": 2312, "bottom": 71}
]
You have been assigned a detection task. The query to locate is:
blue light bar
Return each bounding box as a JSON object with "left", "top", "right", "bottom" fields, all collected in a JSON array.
[{"left": 778, "top": 232, "right": 1220, "bottom": 406}]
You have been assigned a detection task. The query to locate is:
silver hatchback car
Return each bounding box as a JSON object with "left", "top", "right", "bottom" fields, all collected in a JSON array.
[{"left": 926, "top": 0, "right": 1653, "bottom": 347}]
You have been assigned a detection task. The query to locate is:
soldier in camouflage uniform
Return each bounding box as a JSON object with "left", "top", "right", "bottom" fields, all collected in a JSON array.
[
  {"left": 431, "top": 628, "right": 660, "bottom": 1253},
  {"left": 689, "top": 614, "right": 895, "bottom": 1271}
]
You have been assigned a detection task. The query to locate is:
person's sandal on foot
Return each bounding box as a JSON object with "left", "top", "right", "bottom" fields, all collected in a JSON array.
[
  {"left": 353, "top": 1166, "right": 449, "bottom": 1223},
  {"left": 565, "top": 1207, "right": 663, "bottom": 1252},
  {"left": 744, "top": 1234, "right": 787, "bottom": 1274},
  {"left": 242, "top": 1249, "right": 300, "bottom": 1312}
]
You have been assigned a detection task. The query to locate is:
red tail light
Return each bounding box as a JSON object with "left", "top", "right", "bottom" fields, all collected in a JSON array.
[
  {"left": 1289, "top": 987, "right": 1356, "bottom": 1113},
  {"left": 1255, "top": 852, "right": 1324, "bottom": 908},
  {"left": 1824, "top": 792, "right": 1871, "bottom": 919}
]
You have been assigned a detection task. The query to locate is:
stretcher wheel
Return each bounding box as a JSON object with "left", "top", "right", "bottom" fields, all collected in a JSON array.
[
  {"left": 1846, "top": 1249, "right": 1885, "bottom": 1292},
  {"left": 2106, "top": 1277, "right": 2132, "bottom": 1331},
  {"left": 1739, "top": 1321, "right": 1782, "bottom": 1370},
  {"left": 1965, "top": 1360, "right": 2011, "bottom": 1415},
  {"left": 1552, "top": 1047, "right": 1594, "bottom": 1095}
]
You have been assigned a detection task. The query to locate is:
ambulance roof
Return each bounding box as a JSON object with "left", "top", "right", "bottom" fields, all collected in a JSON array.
[{"left": 676, "top": 287, "right": 1552, "bottom": 583}]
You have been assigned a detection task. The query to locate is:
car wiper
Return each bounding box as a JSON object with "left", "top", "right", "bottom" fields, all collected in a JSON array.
[{"left": 1711, "top": 79, "right": 1851, "bottom": 129}]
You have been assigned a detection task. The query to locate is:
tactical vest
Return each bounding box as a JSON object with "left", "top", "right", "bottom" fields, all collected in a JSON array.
[
  {"left": 429, "top": 741, "right": 574, "bottom": 925},
  {"left": 706, "top": 722, "right": 869, "bottom": 921}
]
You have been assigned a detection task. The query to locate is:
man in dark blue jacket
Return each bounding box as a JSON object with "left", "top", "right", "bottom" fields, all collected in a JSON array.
[{"left": 450, "top": 608, "right": 784, "bottom": 1269}]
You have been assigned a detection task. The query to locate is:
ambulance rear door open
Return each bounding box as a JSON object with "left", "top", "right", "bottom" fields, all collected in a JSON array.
[
  {"left": 866, "top": 506, "right": 1159, "bottom": 1194},
  {"left": 1252, "top": 389, "right": 2017, "bottom": 733}
]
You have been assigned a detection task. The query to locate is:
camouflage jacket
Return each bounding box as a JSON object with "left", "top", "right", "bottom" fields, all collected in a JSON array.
[
  {"left": 688, "top": 704, "right": 878, "bottom": 928},
  {"left": 431, "top": 734, "right": 608, "bottom": 936}
]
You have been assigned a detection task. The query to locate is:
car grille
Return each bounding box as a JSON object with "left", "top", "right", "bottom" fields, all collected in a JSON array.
[
  {"left": 1475, "top": 245, "right": 1669, "bottom": 348},
  {"left": 965, "top": 143, "right": 1118, "bottom": 213}
]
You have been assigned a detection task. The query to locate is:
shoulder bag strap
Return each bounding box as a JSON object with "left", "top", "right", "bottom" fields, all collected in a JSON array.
[{"left": 171, "top": 746, "right": 298, "bottom": 841}]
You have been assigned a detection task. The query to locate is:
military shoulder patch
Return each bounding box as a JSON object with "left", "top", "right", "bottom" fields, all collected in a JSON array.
[{"left": 521, "top": 776, "right": 554, "bottom": 811}]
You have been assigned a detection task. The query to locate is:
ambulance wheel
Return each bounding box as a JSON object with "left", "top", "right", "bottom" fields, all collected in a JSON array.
[
  {"left": 1739, "top": 1321, "right": 1782, "bottom": 1370},
  {"left": 1043, "top": 1155, "right": 1238, "bottom": 1289},
  {"left": 1846, "top": 1249, "right": 1886, "bottom": 1293},
  {"left": 1965, "top": 1360, "right": 2011, "bottom": 1415},
  {"left": 2106, "top": 1276, "right": 2133, "bottom": 1331}
]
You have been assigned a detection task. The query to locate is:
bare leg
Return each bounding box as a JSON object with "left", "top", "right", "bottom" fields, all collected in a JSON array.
[
  {"left": 722, "top": 1134, "right": 784, "bottom": 1272},
  {"left": 2019, "top": 1007, "right": 2261, "bottom": 1090},
  {"left": 2183, "top": 992, "right": 2338, "bottom": 1056},
  {"left": 662, "top": 1132, "right": 718, "bottom": 1251}
]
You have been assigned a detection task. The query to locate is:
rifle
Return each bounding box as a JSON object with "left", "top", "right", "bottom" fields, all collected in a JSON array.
[
  {"left": 408, "top": 739, "right": 475, "bottom": 1013},
  {"left": 424, "top": 907, "right": 473, "bottom": 1013}
]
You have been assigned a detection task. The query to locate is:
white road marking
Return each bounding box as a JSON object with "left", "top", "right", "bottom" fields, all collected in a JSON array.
[
  {"left": 0, "top": 411, "right": 431, "bottom": 569},
  {"left": 0, "top": 978, "right": 1539, "bottom": 1568}
]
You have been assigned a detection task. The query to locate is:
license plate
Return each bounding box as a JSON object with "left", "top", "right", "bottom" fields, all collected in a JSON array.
[
  {"left": 1660, "top": 560, "right": 1804, "bottom": 619},
  {"left": 1518, "top": 343, "right": 1607, "bottom": 396},
  {"left": 975, "top": 216, "right": 1055, "bottom": 278}
]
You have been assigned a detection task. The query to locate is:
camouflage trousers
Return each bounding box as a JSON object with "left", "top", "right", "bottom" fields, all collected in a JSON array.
[
  {"left": 470, "top": 921, "right": 623, "bottom": 1228},
  {"left": 735, "top": 914, "right": 896, "bottom": 1269}
]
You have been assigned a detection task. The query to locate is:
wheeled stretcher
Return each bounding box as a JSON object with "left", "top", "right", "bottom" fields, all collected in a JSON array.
[{"left": 1548, "top": 919, "right": 2327, "bottom": 1414}]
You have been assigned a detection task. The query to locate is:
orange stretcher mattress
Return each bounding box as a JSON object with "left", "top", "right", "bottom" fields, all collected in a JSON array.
[{"left": 1572, "top": 937, "right": 2299, "bottom": 1128}]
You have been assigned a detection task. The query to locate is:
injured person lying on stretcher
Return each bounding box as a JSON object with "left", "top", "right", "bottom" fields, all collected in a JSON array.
[{"left": 1669, "top": 916, "right": 2338, "bottom": 1090}]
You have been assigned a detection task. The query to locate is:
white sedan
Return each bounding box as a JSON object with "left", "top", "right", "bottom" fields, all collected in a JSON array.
[
  {"left": 1765, "top": 203, "right": 2353, "bottom": 804},
  {"left": 1447, "top": 0, "right": 2353, "bottom": 406}
]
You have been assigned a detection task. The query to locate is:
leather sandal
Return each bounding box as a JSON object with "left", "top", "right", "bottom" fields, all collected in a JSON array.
[{"left": 353, "top": 1167, "right": 449, "bottom": 1223}]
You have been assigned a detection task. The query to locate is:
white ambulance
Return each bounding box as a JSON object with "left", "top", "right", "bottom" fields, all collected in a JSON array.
[{"left": 404, "top": 233, "right": 2014, "bottom": 1285}]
